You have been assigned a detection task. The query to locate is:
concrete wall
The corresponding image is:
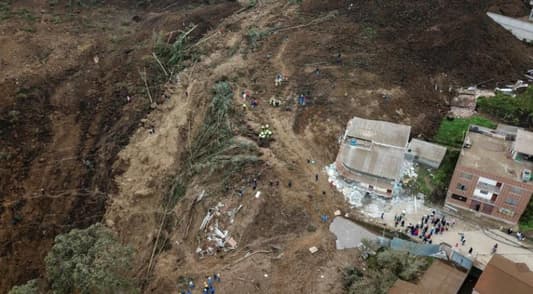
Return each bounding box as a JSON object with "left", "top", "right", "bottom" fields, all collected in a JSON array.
[{"left": 487, "top": 12, "right": 533, "bottom": 43}]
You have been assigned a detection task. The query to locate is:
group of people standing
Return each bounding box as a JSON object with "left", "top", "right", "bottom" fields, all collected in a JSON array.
[
  {"left": 405, "top": 211, "right": 453, "bottom": 244},
  {"left": 181, "top": 273, "right": 221, "bottom": 294}
]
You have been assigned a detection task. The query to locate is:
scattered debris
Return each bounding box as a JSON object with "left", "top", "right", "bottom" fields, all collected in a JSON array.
[{"left": 197, "top": 201, "right": 241, "bottom": 256}]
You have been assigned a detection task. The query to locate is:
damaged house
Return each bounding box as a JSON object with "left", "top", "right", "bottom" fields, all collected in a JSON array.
[{"left": 335, "top": 117, "right": 446, "bottom": 198}]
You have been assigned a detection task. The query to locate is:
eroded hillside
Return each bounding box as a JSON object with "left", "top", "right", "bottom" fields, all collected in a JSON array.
[{"left": 2, "top": 0, "right": 532, "bottom": 292}]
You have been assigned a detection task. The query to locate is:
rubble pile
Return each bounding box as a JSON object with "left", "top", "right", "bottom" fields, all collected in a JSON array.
[{"left": 196, "top": 200, "right": 241, "bottom": 258}]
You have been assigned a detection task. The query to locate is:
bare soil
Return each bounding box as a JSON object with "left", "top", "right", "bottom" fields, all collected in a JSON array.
[
  {"left": 0, "top": 0, "right": 238, "bottom": 291},
  {"left": 2, "top": 0, "right": 533, "bottom": 293}
]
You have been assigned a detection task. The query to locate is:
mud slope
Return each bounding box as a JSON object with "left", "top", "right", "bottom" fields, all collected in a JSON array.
[
  {"left": 0, "top": 1, "right": 238, "bottom": 291},
  {"left": 108, "top": 1, "right": 532, "bottom": 293}
]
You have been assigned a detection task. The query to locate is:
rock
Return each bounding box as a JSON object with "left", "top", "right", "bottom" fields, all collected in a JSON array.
[
  {"left": 134, "top": 188, "right": 153, "bottom": 198},
  {"left": 105, "top": 219, "right": 115, "bottom": 227}
]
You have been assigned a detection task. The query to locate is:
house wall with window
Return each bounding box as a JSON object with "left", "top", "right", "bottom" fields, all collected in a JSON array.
[{"left": 446, "top": 166, "right": 533, "bottom": 224}]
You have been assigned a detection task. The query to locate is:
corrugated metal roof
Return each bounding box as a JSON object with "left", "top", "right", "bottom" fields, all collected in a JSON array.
[
  {"left": 408, "top": 139, "right": 447, "bottom": 165},
  {"left": 346, "top": 117, "right": 411, "bottom": 147},
  {"left": 515, "top": 129, "right": 533, "bottom": 156},
  {"left": 339, "top": 143, "right": 405, "bottom": 180}
]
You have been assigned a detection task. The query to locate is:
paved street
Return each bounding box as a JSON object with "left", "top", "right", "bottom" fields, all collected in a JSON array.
[{"left": 376, "top": 198, "right": 533, "bottom": 269}]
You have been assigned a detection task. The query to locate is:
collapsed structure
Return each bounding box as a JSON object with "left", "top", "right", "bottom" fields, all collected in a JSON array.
[
  {"left": 446, "top": 125, "right": 533, "bottom": 224},
  {"left": 335, "top": 117, "right": 446, "bottom": 198}
]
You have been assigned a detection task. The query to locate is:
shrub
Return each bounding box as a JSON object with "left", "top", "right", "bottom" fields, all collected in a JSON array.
[
  {"left": 44, "top": 223, "right": 137, "bottom": 294},
  {"left": 246, "top": 26, "right": 267, "bottom": 49},
  {"left": 8, "top": 279, "right": 38, "bottom": 294},
  {"left": 343, "top": 249, "right": 431, "bottom": 293}
]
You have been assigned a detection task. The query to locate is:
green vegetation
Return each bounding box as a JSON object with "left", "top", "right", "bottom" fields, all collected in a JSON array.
[
  {"left": 44, "top": 223, "right": 137, "bottom": 294},
  {"left": 245, "top": 26, "right": 267, "bottom": 49},
  {"left": 520, "top": 195, "right": 533, "bottom": 232},
  {"left": 343, "top": 248, "right": 431, "bottom": 294},
  {"left": 8, "top": 279, "right": 38, "bottom": 294},
  {"left": 153, "top": 25, "right": 198, "bottom": 74},
  {"left": 431, "top": 150, "right": 460, "bottom": 189},
  {"left": 188, "top": 81, "right": 234, "bottom": 167},
  {"left": 433, "top": 116, "right": 496, "bottom": 147},
  {"left": 0, "top": 2, "right": 37, "bottom": 22},
  {"left": 9, "top": 224, "right": 137, "bottom": 293},
  {"left": 360, "top": 25, "right": 377, "bottom": 40},
  {"left": 65, "top": 0, "right": 104, "bottom": 9},
  {"left": 248, "top": 0, "right": 257, "bottom": 8},
  {"left": 0, "top": 1, "right": 11, "bottom": 21},
  {"left": 477, "top": 87, "right": 533, "bottom": 126},
  {"left": 405, "top": 166, "right": 432, "bottom": 196}
]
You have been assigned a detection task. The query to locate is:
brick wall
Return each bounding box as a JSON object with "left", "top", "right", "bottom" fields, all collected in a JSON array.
[{"left": 446, "top": 165, "right": 533, "bottom": 224}]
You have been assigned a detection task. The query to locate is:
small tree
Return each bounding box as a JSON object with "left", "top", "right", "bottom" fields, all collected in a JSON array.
[{"left": 44, "top": 223, "right": 137, "bottom": 294}]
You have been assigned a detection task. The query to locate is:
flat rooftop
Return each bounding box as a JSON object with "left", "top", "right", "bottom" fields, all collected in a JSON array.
[
  {"left": 338, "top": 143, "right": 405, "bottom": 181},
  {"left": 346, "top": 117, "right": 411, "bottom": 147},
  {"left": 459, "top": 131, "right": 533, "bottom": 181}
]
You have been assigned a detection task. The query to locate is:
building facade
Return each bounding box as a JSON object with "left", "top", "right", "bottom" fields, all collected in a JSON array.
[{"left": 445, "top": 125, "right": 533, "bottom": 224}]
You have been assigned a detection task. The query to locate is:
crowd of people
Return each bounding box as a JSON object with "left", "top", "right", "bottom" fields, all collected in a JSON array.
[{"left": 393, "top": 210, "right": 455, "bottom": 245}]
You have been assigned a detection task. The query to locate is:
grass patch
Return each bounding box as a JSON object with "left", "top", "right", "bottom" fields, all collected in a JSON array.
[
  {"left": 477, "top": 87, "right": 533, "bottom": 126},
  {"left": 433, "top": 116, "right": 496, "bottom": 147}
]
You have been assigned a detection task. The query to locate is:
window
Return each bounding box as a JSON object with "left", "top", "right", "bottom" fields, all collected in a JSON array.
[
  {"left": 451, "top": 194, "right": 467, "bottom": 202},
  {"left": 499, "top": 207, "right": 515, "bottom": 217},
  {"left": 460, "top": 172, "right": 473, "bottom": 180},
  {"left": 456, "top": 183, "right": 467, "bottom": 191},
  {"left": 505, "top": 197, "right": 519, "bottom": 206},
  {"left": 510, "top": 186, "right": 523, "bottom": 195}
]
